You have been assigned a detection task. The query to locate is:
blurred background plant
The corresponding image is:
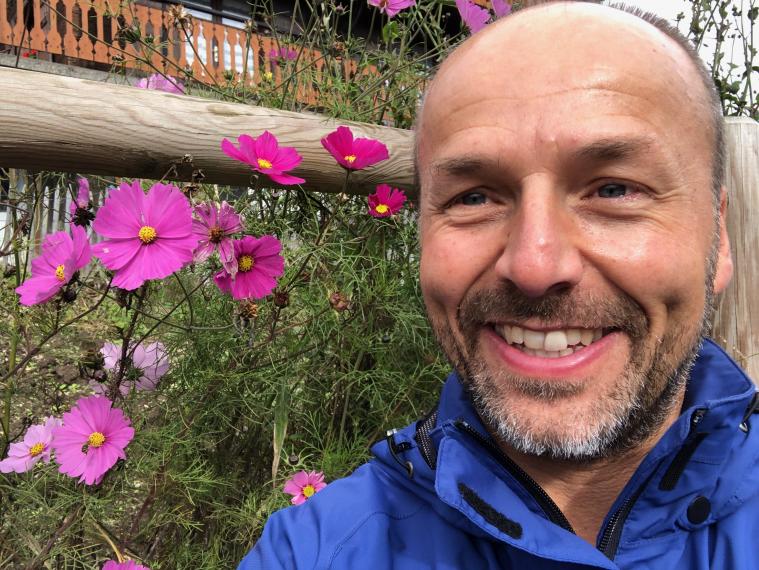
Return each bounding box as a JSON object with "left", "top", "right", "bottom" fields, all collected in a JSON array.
[{"left": 0, "top": 0, "right": 755, "bottom": 567}]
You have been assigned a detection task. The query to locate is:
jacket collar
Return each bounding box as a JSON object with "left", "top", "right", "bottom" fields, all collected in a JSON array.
[{"left": 423, "top": 339, "right": 758, "bottom": 566}]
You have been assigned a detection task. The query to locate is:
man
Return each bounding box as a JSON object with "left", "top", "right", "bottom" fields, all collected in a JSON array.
[{"left": 240, "top": 2, "right": 759, "bottom": 568}]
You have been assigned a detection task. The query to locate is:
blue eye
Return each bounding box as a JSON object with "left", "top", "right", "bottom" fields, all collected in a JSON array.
[
  {"left": 458, "top": 192, "right": 487, "bottom": 206},
  {"left": 597, "top": 184, "right": 628, "bottom": 198}
]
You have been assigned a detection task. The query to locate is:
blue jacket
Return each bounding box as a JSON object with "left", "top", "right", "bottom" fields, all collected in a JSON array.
[{"left": 240, "top": 340, "right": 759, "bottom": 569}]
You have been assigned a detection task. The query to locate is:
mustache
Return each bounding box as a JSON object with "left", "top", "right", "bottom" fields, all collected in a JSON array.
[{"left": 457, "top": 282, "right": 649, "bottom": 341}]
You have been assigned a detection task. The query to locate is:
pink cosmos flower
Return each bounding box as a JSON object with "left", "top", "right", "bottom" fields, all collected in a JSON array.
[
  {"left": 367, "top": 0, "right": 416, "bottom": 18},
  {"left": 221, "top": 131, "right": 306, "bottom": 186},
  {"left": 70, "top": 177, "right": 90, "bottom": 216},
  {"left": 491, "top": 0, "right": 512, "bottom": 17},
  {"left": 214, "top": 235, "right": 284, "bottom": 300},
  {"left": 368, "top": 184, "right": 407, "bottom": 217},
  {"left": 192, "top": 201, "right": 243, "bottom": 275},
  {"left": 0, "top": 417, "right": 61, "bottom": 474},
  {"left": 135, "top": 73, "right": 184, "bottom": 94},
  {"left": 91, "top": 341, "right": 169, "bottom": 396},
  {"left": 52, "top": 396, "right": 134, "bottom": 485},
  {"left": 16, "top": 225, "right": 92, "bottom": 306},
  {"left": 268, "top": 46, "right": 298, "bottom": 62},
  {"left": 321, "top": 126, "right": 389, "bottom": 170},
  {"left": 91, "top": 181, "right": 198, "bottom": 291},
  {"left": 283, "top": 470, "right": 327, "bottom": 505},
  {"left": 456, "top": 0, "right": 510, "bottom": 34},
  {"left": 102, "top": 560, "right": 150, "bottom": 570}
]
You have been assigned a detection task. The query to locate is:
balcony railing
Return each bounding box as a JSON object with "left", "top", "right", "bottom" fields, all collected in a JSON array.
[{"left": 0, "top": 0, "right": 360, "bottom": 103}]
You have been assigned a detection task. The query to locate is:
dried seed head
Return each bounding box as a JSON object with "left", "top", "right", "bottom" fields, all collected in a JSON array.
[
  {"left": 329, "top": 291, "right": 350, "bottom": 313},
  {"left": 169, "top": 4, "right": 192, "bottom": 30},
  {"left": 273, "top": 289, "right": 290, "bottom": 308},
  {"left": 238, "top": 300, "right": 259, "bottom": 320}
]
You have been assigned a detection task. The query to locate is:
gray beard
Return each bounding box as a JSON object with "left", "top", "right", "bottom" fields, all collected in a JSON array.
[{"left": 427, "top": 248, "right": 717, "bottom": 463}]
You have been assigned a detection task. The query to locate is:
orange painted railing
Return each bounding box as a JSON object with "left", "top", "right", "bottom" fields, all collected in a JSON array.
[{"left": 0, "top": 0, "right": 360, "bottom": 102}]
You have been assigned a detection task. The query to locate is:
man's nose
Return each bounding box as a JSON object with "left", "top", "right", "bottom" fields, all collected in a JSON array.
[{"left": 494, "top": 189, "right": 584, "bottom": 298}]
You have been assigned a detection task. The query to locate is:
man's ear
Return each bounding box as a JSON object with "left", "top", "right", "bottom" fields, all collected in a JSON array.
[{"left": 712, "top": 186, "right": 733, "bottom": 295}]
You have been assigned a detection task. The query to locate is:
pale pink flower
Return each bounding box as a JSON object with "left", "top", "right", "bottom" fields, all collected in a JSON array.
[
  {"left": 0, "top": 417, "right": 61, "bottom": 474},
  {"left": 367, "top": 0, "right": 416, "bottom": 18},
  {"left": 16, "top": 225, "right": 92, "bottom": 306},
  {"left": 91, "top": 341, "right": 169, "bottom": 396},
  {"left": 192, "top": 201, "right": 243, "bottom": 275},
  {"left": 52, "top": 396, "right": 135, "bottom": 485},
  {"left": 268, "top": 46, "right": 298, "bottom": 63},
  {"left": 91, "top": 181, "right": 198, "bottom": 291},
  {"left": 283, "top": 470, "right": 327, "bottom": 505},
  {"left": 135, "top": 73, "right": 184, "bottom": 94}
]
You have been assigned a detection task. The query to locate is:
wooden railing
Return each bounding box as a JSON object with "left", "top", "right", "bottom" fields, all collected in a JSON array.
[{"left": 0, "top": 0, "right": 358, "bottom": 101}]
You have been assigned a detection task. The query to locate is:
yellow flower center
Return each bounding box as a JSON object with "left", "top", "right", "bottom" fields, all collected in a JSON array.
[
  {"left": 209, "top": 226, "right": 225, "bottom": 244},
  {"left": 55, "top": 264, "right": 66, "bottom": 282},
  {"left": 257, "top": 158, "right": 273, "bottom": 170},
  {"left": 88, "top": 432, "right": 106, "bottom": 448},
  {"left": 29, "top": 442, "right": 46, "bottom": 457},
  {"left": 138, "top": 225, "right": 158, "bottom": 244},
  {"left": 238, "top": 255, "right": 254, "bottom": 272},
  {"left": 375, "top": 204, "right": 389, "bottom": 214},
  {"left": 302, "top": 484, "right": 316, "bottom": 498},
  {"left": 344, "top": 155, "right": 357, "bottom": 164}
]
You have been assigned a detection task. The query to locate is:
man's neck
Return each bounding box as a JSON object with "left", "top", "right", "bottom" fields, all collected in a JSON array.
[{"left": 495, "top": 403, "right": 684, "bottom": 545}]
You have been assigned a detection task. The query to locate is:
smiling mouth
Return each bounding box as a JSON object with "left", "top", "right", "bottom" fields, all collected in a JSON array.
[{"left": 491, "top": 324, "right": 616, "bottom": 358}]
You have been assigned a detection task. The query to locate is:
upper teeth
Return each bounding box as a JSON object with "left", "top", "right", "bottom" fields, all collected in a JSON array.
[{"left": 496, "top": 324, "right": 603, "bottom": 352}]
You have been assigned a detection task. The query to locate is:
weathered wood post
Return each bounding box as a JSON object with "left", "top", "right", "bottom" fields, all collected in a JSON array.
[{"left": 713, "top": 117, "right": 759, "bottom": 382}]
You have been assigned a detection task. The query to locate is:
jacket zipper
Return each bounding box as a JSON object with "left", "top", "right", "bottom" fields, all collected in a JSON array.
[
  {"left": 454, "top": 420, "right": 575, "bottom": 534},
  {"left": 596, "top": 408, "right": 708, "bottom": 559}
]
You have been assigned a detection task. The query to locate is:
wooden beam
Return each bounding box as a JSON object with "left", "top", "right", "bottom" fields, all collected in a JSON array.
[
  {"left": 0, "top": 67, "right": 415, "bottom": 195},
  {"left": 713, "top": 117, "right": 759, "bottom": 382}
]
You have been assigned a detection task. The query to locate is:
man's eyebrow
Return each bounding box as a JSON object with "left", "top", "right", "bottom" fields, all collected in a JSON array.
[
  {"left": 571, "top": 136, "right": 656, "bottom": 163},
  {"left": 430, "top": 156, "right": 493, "bottom": 177}
]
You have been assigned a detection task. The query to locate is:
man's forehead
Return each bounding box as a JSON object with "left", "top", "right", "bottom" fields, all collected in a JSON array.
[{"left": 419, "top": 2, "right": 705, "bottom": 138}]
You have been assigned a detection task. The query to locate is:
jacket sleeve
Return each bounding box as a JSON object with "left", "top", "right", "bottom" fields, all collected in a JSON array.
[{"left": 237, "top": 507, "right": 321, "bottom": 570}]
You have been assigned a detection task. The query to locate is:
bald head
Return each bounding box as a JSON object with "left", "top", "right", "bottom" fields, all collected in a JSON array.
[{"left": 416, "top": 1, "right": 724, "bottom": 202}]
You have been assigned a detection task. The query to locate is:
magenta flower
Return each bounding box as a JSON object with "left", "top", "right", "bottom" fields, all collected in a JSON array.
[
  {"left": 70, "top": 177, "right": 89, "bottom": 215},
  {"left": 91, "top": 181, "right": 198, "bottom": 291},
  {"left": 284, "top": 470, "right": 327, "bottom": 505},
  {"left": 16, "top": 225, "right": 92, "bottom": 306},
  {"left": 367, "top": 0, "right": 416, "bottom": 18},
  {"left": 102, "top": 561, "right": 150, "bottom": 570},
  {"left": 268, "top": 46, "right": 298, "bottom": 63},
  {"left": 491, "top": 0, "right": 512, "bottom": 17},
  {"left": 214, "top": 235, "right": 284, "bottom": 300},
  {"left": 192, "top": 201, "right": 243, "bottom": 275},
  {"left": 455, "top": 0, "right": 510, "bottom": 34},
  {"left": 0, "top": 417, "right": 61, "bottom": 474},
  {"left": 221, "top": 131, "right": 306, "bottom": 186},
  {"left": 91, "top": 341, "right": 169, "bottom": 396},
  {"left": 368, "top": 184, "right": 407, "bottom": 218},
  {"left": 321, "top": 126, "right": 389, "bottom": 170},
  {"left": 52, "top": 396, "right": 134, "bottom": 485},
  {"left": 135, "top": 73, "right": 184, "bottom": 94}
]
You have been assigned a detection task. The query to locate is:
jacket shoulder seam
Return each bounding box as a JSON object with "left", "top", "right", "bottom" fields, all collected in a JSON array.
[{"left": 325, "top": 505, "right": 426, "bottom": 569}]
